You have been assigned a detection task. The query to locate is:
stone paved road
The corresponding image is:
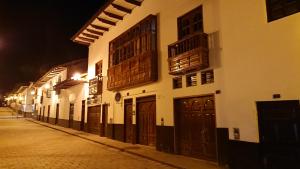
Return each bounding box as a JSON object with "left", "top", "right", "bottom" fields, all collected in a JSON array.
[
  {"left": 0, "top": 108, "right": 173, "bottom": 169},
  {"left": 0, "top": 107, "right": 16, "bottom": 118}
]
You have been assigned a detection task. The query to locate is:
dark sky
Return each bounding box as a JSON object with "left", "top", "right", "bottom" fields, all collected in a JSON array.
[{"left": 0, "top": 0, "right": 106, "bottom": 95}]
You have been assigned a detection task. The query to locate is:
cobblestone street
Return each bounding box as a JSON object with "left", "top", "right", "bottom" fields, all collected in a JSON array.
[{"left": 0, "top": 108, "right": 173, "bottom": 169}]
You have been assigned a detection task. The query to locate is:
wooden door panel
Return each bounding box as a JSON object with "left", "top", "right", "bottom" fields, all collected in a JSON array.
[
  {"left": 87, "top": 106, "right": 101, "bottom": 134},
  {"left": 176, "top": 95, "right": 216, "bottom": 160},
  {"left": 137, "top": 96, "right": 156, "bottom": 146}
]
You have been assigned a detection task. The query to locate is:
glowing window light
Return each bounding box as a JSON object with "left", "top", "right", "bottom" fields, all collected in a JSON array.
[{"left": 45, "top": 84, "right": 50, "bottom": 89}]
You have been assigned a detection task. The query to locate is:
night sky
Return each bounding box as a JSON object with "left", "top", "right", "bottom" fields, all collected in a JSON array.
[{"left": 0, "top": 0, "right": 106, "bottom": 95}]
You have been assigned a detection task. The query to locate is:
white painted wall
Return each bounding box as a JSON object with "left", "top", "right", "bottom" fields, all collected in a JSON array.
[
  {"left": 218, "top": 0, "right": 300, "bottom": 142},
  {"left": 87, "top": 0, "right": 300, "bottom": 143},
  {"left": 35, "top": 70, "right": 87, "bottom": 122},
  {"left": 88, "top": 0, "right": 221, "bottom": 128}
]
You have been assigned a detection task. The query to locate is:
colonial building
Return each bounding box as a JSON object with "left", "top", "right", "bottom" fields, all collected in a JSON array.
[
  {"left": 7, "top": 83, "right": 35, "bottom": 116},
  {"left": 33, "top": 59, "right": 88, "bottom": 130},
  {"left": 72, "top": 0, "right": 222, "bottom": 162},
  {"left": 72, "top": 0, "right": 300, "bottom": 168}
]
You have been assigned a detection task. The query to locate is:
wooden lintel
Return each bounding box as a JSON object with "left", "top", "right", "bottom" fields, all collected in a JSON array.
[
  {"left": 125, "top": 0, "right": 141, "bottom": 6},
  {"left": 82, "top": 33, "right": 99, "bottom": 39},
  {"left": 78, "top": 36, "right": 95, "bottom": 43},
  {"left": 111, "top": 3, "right": 132, "bottom": 13},
  {"left": 97, "top": 17, "right": 116, "bottom": 26},
  {"left": 104, "top": 11, "right": 123, "bottom": 20},
  {"left": 90, "top": 24, "right": 109, "bottom": 31}
]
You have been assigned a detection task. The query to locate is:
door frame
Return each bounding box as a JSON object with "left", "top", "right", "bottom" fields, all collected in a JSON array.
[
  {"left": 55, "top": 104, "right": 59, "bottom": 124},
  {"left": 124, "top": 98, "right": 133, "bottom": 143},
  {"left": 47, "top": 105, "right": 50, "bottom": 123},
  {"left": 80, "top": 100, "right": 86, "bottom": 131},
  {"left": 173, "top": 94, "right": 217, "bottom": 160},
  {"left": 101, "top": 104, "right": 108, "bottom": 137},
  {"left": 42, "top": 106, "right": 45, "bottom": 121},
  {"left": 69, "top": 103, "right": 74, "bottom": 128}
]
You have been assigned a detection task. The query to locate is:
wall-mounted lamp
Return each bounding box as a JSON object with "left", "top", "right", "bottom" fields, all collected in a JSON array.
[
  {"left": 30, "top": 90, "right": 35, "bottom": 95},
  {"left": 71, "top": 73, "right": 81, "bottom": 81}
]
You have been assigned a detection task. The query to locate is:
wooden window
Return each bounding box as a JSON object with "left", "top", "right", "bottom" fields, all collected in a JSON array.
[
  {"left": 107, "top": 15, "right": 158, "bottom": 90},
  {"left": 201, "top": 70, "right": 214, "bottom": 84},
  {"left": 109, "top": 15, "right": 157, "bottom": 67},
  {"left": 46, "top": 90, "right": 51, "bottom": 98},
  {"left": 95, "top": 60, "right": 103, "bottom": 76},
  {"left": 178, "top": 6, "right": 203, "bottom": 40},
  {"left": 186, "top": 73, "right": 197, "bottom": 87},
  {"left": 173, "top": 76, "right": 183, "bottom": 89},
  {"left": 266, "top": 0, "right": 300, "bottom": 22}
]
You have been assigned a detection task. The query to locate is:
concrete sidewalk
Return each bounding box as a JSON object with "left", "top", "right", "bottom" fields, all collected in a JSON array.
[{"left": 27, "top": 119, "right": 221, "bottom": 169}]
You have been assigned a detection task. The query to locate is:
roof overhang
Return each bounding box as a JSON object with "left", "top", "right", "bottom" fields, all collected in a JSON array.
[
  {"left": 16, "top": 86, "right": 28, "bottom": 94},
  {"left": 54, "top": 79, "right": 86, "bottom": 90},
  {"left": 71, "top": 0, "right": 144, "bottom": 46},
  {"left": 34, "top": 66, "right": 67, "bottom": 87}
]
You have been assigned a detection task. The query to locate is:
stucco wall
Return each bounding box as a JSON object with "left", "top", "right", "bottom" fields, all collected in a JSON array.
[
  {"left": 218, "top": 0, "right": 300, "bottom": 142},
  {"left": 88, "top": 0, "right": 221, "bottom": 128}
]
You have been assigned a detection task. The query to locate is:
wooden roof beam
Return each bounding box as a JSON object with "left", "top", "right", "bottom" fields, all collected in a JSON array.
[
  {"left": 104, "top": 11, "right": 123, "bottom": 20},
  {"left": 97, "top": 18, "right": 116, "bottom": 26},
  {"left": 111, "top": 3, "right": 132, "bottom": 14},
  {"left": 74, "top": 40, "right": 90, "bottom": 46},
  {"left": 78, "top": 36, "right": 95, "bottom": 43},
  {"left": 125, "top": 0, "right": 141, "bottom": 6},
  {"left": 90, "top": 24, "right": 109, "bottom": 31},
  {"left": 86, "top": 29, "right": 103, "bottom": 36},
  {"left": 82, "top": 33, "right": 99, "bottom": 39}
]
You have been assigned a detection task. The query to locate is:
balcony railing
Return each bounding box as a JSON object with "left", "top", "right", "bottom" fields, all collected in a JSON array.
[{"left": 168, "top": 32, "right": 209, "bottom": 75}]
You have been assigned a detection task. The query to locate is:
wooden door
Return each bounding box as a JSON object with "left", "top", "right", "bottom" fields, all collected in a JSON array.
[
  {"left": 80, "top": 100, "right": 85, "bottom": 131},
  {"left": 47, "top": 105, "right": 50, "bottom": 123},
  {"left": 39, "top": 107, "right": 42, "bottom": 121},
  {"left": 124, "top": 99, "right": 133, "bottom": 143},
  {"left": 42, "top": 106, "right": 45, "bottom": 122},
  {"left": 69, "top": 103, "right": 74, "bottom": 128},
  {"left": 175, "top": 95, "right": 216, "bottom": 160},
  {"left": 87, "top": 106, "right": 101, "bottom": 134},
  {"left": 257, "top": 100, "right": 300, "bottom": 169},
  {"left": 100, "top": 105, "right": 108, "bottom": 137},
  {"left": 55, "top": 104, "right": 59, "bottom": 124},
  {"left": 137, "top": 96, "right": 156, "bottom": 146}
]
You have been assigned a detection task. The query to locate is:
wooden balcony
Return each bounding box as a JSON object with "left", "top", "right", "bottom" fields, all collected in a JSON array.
[
  {"left": 168, "top": 32, "right": 209, "bottom": 75},
  {"left": 107, "top": 50, "right": 157, "bottom": 91}
]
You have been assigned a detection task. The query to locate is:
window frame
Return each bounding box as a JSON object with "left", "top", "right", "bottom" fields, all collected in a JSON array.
[
  {"left": 266, "top": 0, "right": 300, "bottom": 22},
  {"left": 177, "top": 6, "right": 204, "bottom": 40}
]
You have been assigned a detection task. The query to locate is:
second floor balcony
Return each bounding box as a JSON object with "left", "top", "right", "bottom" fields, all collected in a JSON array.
[{"left": 168, "top": 32, "right": 209, "bottom": 75}]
